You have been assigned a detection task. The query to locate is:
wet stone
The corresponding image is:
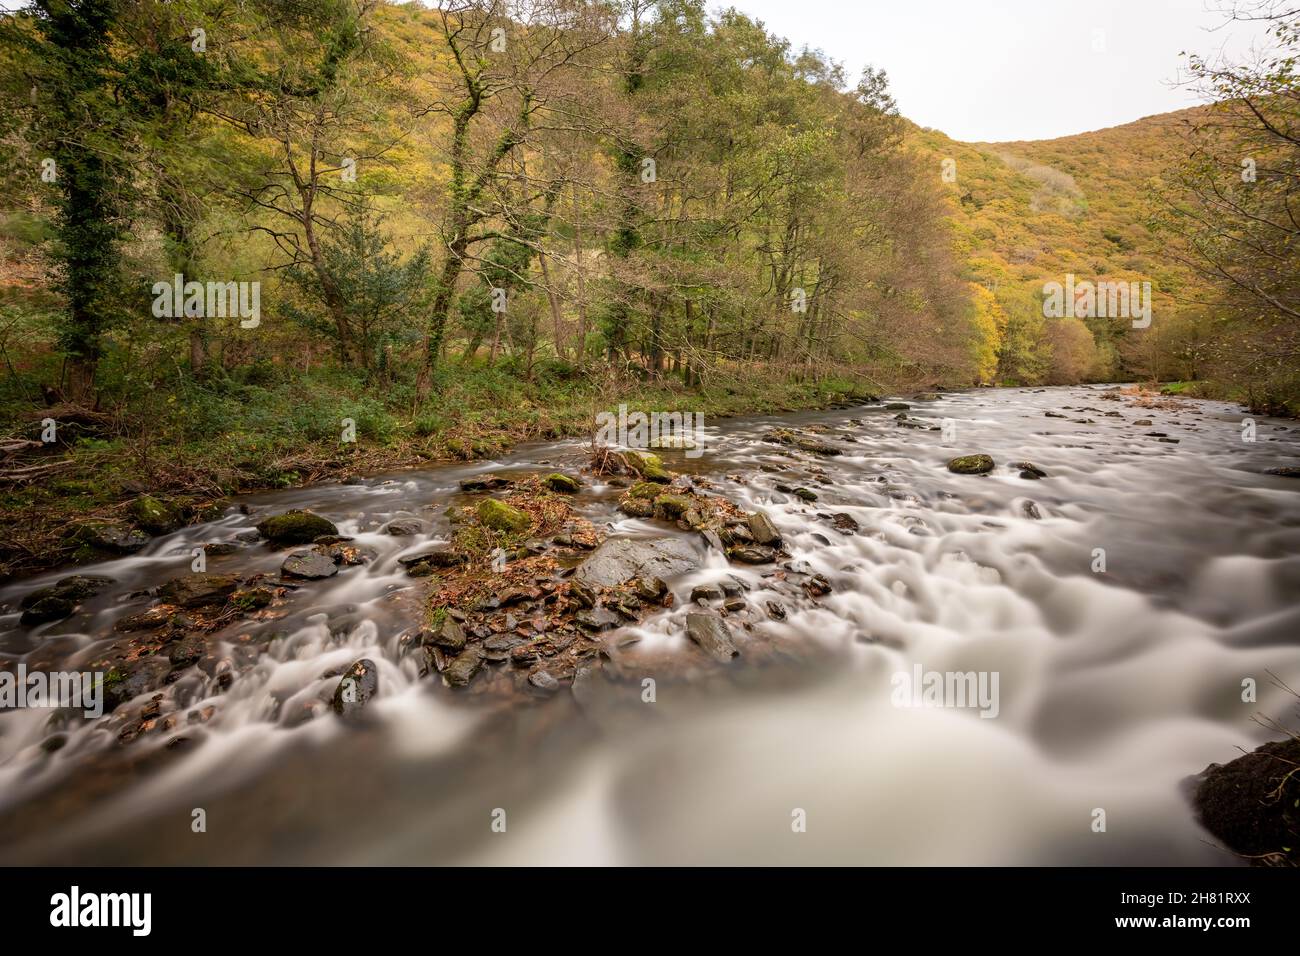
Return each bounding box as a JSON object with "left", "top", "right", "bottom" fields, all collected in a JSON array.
[
  {"left": 280, "top": 550, "right": 338, "bottom": 580},
  {"left": 332, "top": 658, "right": 379, "bottom": 718},
  {"left": 443, "top": 647, "right": 485, "bottom": 687},
  {"left": 685, "top": 612, "right": 739, "bottom": 662}
]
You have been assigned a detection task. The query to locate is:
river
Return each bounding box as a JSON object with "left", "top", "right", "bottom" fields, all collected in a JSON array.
[{"left": 1, "top": 385, "right": 1298, "bottom": 864}]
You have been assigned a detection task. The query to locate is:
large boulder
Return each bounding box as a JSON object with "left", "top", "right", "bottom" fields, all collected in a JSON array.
[
  {"left": 256, "top": 510, "right": 337, "bottom": 545},
  {"left": 575, "top": 536, "right": 699, "bottom": 587},
  {"left": 1193, "top": 737, "right": 1300, "bottom": 866}
]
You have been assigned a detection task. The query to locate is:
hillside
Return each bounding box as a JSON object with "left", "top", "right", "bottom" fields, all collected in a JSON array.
[{"left": 910, "top": 108, "right": 1211, "bottom": 385}]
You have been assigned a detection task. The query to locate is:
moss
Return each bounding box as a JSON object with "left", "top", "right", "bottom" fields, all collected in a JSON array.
[
  {"left": 653, "top": 493, "right": 692, "bottom": 518},
  {"left": 230, "top": 586, "right": 274, "bottom": 611},
  {"left": 255, "top": 510, "right": 338, "bottom": 544},
  {"left": 625, "top": 450, "right": 670, "bottom": 483},
  {"left": 947, "top": 454, "right": 995, "bottom": 475},
  {"left": 476, "top": 498, "right": 531, "bottom": 534},
  {"left": 128, "top": 494, "right": 180, "bottom": 534},
  {"left": 543, "top": 472, "right": 581, "bottom": 493},
  {"left": 627, "top": 481, "right": 663, "bottom": 499}
]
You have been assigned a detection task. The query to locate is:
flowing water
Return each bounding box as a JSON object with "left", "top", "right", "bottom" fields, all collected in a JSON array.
[{"left": 1, "top": 385, "right": 1298, "bottom": 865}]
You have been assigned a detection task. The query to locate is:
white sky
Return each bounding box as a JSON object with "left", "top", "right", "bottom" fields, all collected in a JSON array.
[{"left": 721, "top": 0, "right": 1278, "bottom": 142}]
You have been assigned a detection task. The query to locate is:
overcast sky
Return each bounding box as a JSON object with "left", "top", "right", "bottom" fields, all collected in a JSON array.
[{"left": 722, "top": 0, "right": 1277, "bottom": 142}]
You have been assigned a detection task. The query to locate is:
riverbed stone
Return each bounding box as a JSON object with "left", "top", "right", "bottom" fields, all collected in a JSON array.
[
  {"left": 653, "top": 493, "right": 692, "bottom": 519},
  {"left": 20, "top": 593, "right": 78, "bottom": 625},
  {"left": 158, "top": 573, "right": 242, "bottom": 607},
  {"left": 71, "top": 519, "right": 150, "bottom": 554},
  {"left": 947, "top": 454, "right": 995, "bottom": 475},
  {"left": 443, "top": 647, "right": 485, "bottom": 687},
  {"left": 576, "top": 607, "right": 622, "bottom": 631},
  {"left": 575, "top": 536, "right": 699, "bottom": 587},
  {"left": 332, "top": 658, "right": 379, "bottom": 718},
  {"left": 747, "top": 511, "right": 782, "bottom": 546},
  {"left": 727, "top": 545, "right": 775, "bottom": 564},
  {"left": 280, "top": 550, "right": 338, "bottom": 580},
  {"left": 543, "top": 473, "right": 581, "bottom": 493},
  {"left": 1011, "top": 461, "right": 1048, "bottom": 479},
  {"left": 384, "top": 518, "right": 426, "bottom": 536},
  {"left": 425, "top": 616, "right": 467, "bottom": 651},
  {"left": 625, "top": 450, "right": 671, "bottom": 483},
  {"left": 458, "top": 475, "right": 513, "bottom": 492},
  {"left": 101, "top": 657, "right": 173, "bottom": 712},
  {"left": 686, "top": 612, "right": 739, "bottom": 662},
  {"left": 619, "top": 496, "right": 656, "bottom": 518},
  {"left": 691, "top": 583, "right": 723, "bottom": 603},
  {"left": 256, "top": 510, "right": 337, "bottom": 545}
]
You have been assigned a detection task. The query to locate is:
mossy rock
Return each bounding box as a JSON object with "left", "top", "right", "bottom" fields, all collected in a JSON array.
[
  {"left": 627, "top": 481, "right": 664, "bottom": 500},
  {"left": 619, "top": 496, "right": 656, "bottom": 518},
  {"left": 129, "top": 494, "right": 181, "bottom": 534},
  {"left": 543, "top": 473, "right": 581, "bottom": 493},
  {"left": 476, "top": 498, "right": 531, "bottom": 534},
  {"left": 625, "top": 450, "right": 671, "bottom": 483},
  {"left": 255, "top": 510, "right": 338, "bottom": 545},
  {"left": 231, "top": 586, "right": 274, "bottom": 611},
  {"left": 653, "top": 493, "right": 692, "bottom": 519},
  {"left": 70, "top": 520, "right": 150, "bottom": 554},
  {"left": 947, "top": 454, "right": 995, "bottom": 475}
]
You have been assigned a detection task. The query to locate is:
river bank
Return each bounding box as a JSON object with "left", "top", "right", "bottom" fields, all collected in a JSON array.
[{"left": 0, "top": 370, "right": 882, "bottom": 582}]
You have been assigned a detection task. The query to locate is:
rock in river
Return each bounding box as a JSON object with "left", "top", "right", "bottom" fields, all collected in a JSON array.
[
  {"left": 686, "top": 612, "right": 738, "bottom": 662},
  {"left": 384, "top": 518, "right": 426, "bottom": 536},
  {"left": 281, "top": 549, "right": 338, "bottom": 580},
  {"left": 332, "top": 658, "right": 379, "bottom": 718},
  {"left": 19, "top": 574, "right": 115, "bottom": 625},
  {"left": 443, "top": 646, "right": 485, "bottom": 687},
  {"left": 71, "top": 519, "right": 150, "bottom": 554},
  {"left": 947, "top": 454, "right": 995, "bottom": 475},
  {"left": 543, "top": 472, "right": 581, "bottom": 493},
  {"left": 1193, "top": 736, "right": 1300, "bottom": 866},
  {"left": 256, "top": 510, "right": 338, "bottom": 545},
  {"left": 158, "top": 573, "right": 242, "bottom": 608},
  {"left": 575, "top": 536, "right": 699, "bottom": 587},
  {"left": 747, "top": 511, "right": 782, "bottom": 546}
]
